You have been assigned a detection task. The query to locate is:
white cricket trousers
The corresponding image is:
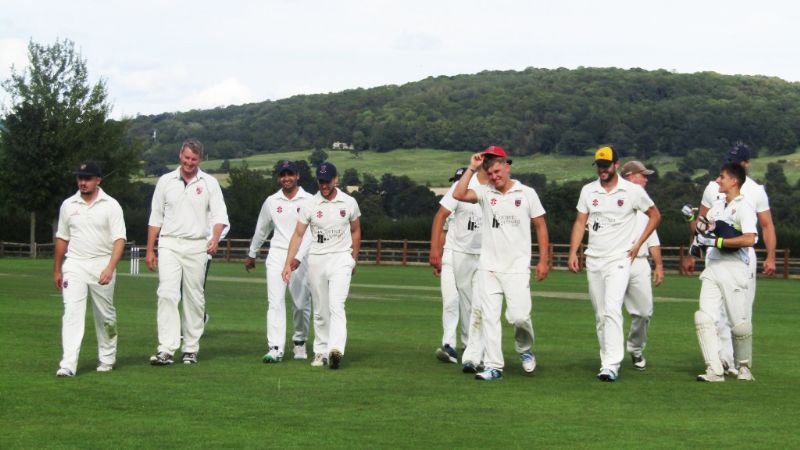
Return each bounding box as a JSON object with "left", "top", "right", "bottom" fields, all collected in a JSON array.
[
  {"left": 623, "top": 256, "right": 653, "bottom": 357},
  {"left": 60, "top": 257, "right": 118, "bottom": 374},
  {"left": 717, "top": 253, "right": 757, "bottom": 366},
  {"left": 440, "top": 250, "right": 477, "bottom": 349},
  {"left": 266, "top": 248, "right": 311, "bottom": 352},
  {"left": 307, "top": 252, "right": 355, "bottom": 355},
  {"left": 478, "top": 270, "right": 534, "bottom": 371},
  {"left": 586, "top": 255, "right": 631, "bottom": 373},
  {"left": 699, "top": 259, "right": 753, "bottom": 362},
  {"left": 156, "top": 237, "right": 208, "bottom": 355}
]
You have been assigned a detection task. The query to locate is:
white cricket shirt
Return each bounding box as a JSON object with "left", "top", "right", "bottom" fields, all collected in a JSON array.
[
  {"left": 701, "top": 176, "right": 770, "bottom": 214},
  {"left": 56, "top": 188, "right": 127, "bottom": 260},
  {"left": 440, "top": 177, "right": 482, "bottom": 255},
  {"left": 474, "top": 180, "right": 546, "bottom": 273},
  {"left": 148, "top": 168, "right": 229, "bottom": 239},
  {"left": 704, "top": 195, "right": 757, "bottom": 264},
  {"left": 299, "top": 188, "right": 361, "bottom": 255},
  {"left": 577, "top": 177, "right": 655, "bottom": 259},
  {"left": 634, "top": 211, "right": 660, "bottom": 258},
  {"left": 248, "top": 187, "right": 313, "bottom": 258}
]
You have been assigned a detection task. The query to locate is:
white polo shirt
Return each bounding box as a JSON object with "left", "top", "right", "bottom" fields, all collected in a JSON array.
[
  {"left": 148, "top": 168, "right": 229, "bottom": 240},
  {"left": 577, "top": 177, "right": 654, "bottom": 259},
  {"left": 440, "top": 177, "right": 482, "bottom": 255},
  {"left": 56, "top": 188, "right": 127, "bottom": 260},
  {"left": 299, "top": 188, "right": 361, "bottom": 255},
  {"left": 473, "top": 180, "right": 546, "bottom": 274},
  {"left": 704, "top": 195, "right": 757, "bottom": 264},
  {"left": 248, "top": 187, "right": 313, "bottom": 258},
  {"left": 634, "top": 211, "right": 660, "bottom": 258}
]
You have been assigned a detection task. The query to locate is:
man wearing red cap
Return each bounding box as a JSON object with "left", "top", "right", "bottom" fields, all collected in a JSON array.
[
  {"left": 453, "top": 146, "right": 550, "bottom": 381},
  {"left": 568, "top": 147, "right": 660, "bottom": 382}
]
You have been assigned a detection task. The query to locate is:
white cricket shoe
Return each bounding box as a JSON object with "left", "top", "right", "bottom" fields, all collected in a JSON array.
[
  {"left": 722, "top": 360, "right": 739, "bottom": 377},
  {"left": 631, "top": 353, "right": 646, "bottom": 370},
  {"left": 56, "top": 367, "right": 74, "bottom": 377},
  {"left": 311, "top": 353, "right": 328, "bottom": 367},
  {"left": 737, "top": 366, "right": 755, "bottom": 381},
  {"left": 293, "top": 342, "right": 307, "bottom": 360},
  {"left": 262, "top": 347, "right": 283, "bottom": 363},
  {"left": 597, "top": 367, "right": 618, "bottom": 382},
  {"left": 520, "top": 351, "right": 536, "bottom": 373},
  {"left": 96, "top": 363, "right": 114, "bottom": 372},
  {"left": 697, "top": 368, "right": 725, "bottom": 382}
]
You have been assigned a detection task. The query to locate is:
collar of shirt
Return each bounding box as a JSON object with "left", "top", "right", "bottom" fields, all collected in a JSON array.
[
  {"left": 313, "top": 188, "right": 346, "bottom": 204},
  {"left": 588, "top": 177, "right": 632, "bottom": 195},
  {"left": 69, "top": 187, "right": 109, "bottom": 206},
  {"left": 168, "top": 167, "right": 207, "bottom": 185},
  {"left": 277, "top": 186, "right": 311, "bottom": 202}
]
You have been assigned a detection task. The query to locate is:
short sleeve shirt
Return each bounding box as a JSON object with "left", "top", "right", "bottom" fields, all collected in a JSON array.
[
  {"left": 299, "top": 188, "right": 361, "bottom": 255},
  {"left": 440, "top": 177, "right": 482, "bottom": 255},
  {"left": 474, "top": 180, "right": 545, "bottom": 273},
  {"left": 148, "top": 168, "right": 229, "bottom": 239},
  {"left": 705, "top": 195, "right": 757, "bottom": 264},
  {"left": 56, "top": 188, "right": 127, "bottom": 260},
  {"left": 577, "top": 177, "right": 655, "bottom": 259}
]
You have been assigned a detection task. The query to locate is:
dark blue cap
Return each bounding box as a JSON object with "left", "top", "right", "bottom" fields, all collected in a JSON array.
[
  {"left": 449, "top": 167, "right": 467, "bottom": 182},
  {"left": 727, "top": 143, "right": 750, "bottom": 163},
  {"left": 316, "top": 162, "right": 337, "bottom": 181},
  {"left": 74, "top": 160, "right": 101, "bottom": 177},
  {"left": 276, "top": 160, "right": 299, "bottom": 174}
]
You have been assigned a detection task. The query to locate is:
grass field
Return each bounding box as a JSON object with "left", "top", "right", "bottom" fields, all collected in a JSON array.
[
  {"left": 1, "top": 259, "right": 798, "bottom": 448},
  {"left": 189, "top": 148, "right": 800, "bottom": 188}
]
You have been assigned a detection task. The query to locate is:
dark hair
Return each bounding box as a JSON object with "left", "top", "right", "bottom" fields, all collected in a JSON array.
[
  {"left": 481, "top": 155, "right": 504, "bottom": 171},
  {"left": 721, "top": 162, "right": 746, "bottom": 187},
  {"left": 181, "top": 138, "right": 204, "bottom": 158}
]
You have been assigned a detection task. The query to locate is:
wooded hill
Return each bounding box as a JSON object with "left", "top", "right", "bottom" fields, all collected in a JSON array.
[{"left": 128, "top": 67, "right": 800, "bottom": 166}]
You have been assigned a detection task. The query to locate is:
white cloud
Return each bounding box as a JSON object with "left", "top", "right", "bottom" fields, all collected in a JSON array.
[{"left": 182, "top": 78, "right": 254, "bottom": 110}]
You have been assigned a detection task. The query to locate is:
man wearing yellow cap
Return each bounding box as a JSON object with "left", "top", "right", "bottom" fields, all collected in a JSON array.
[{"left": 568, "top": 147, "right": 660, "bottom": 382}]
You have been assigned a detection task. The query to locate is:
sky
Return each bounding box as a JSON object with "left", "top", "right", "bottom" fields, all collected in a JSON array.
[{"left": 1, "top": 0, "right": 798, "bottom": 119}]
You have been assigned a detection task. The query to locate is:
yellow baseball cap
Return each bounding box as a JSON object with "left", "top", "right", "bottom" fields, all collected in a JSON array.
[{"left": 593, "top": 146, "right": 619, "bottom": 165}]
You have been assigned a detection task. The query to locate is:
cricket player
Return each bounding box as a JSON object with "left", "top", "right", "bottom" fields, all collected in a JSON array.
[
  {"left": 53, "top": 161, "right": 126, "bottom": 377},
  {"left": 453, "top": 146, "right": 550, "bottom": 381},
  {"left": 146, "top": 138, "right": 229, "bottom": 365},
  {"left": 282, "top": 162, "right": 361, "bottom": 369},
  {"left": 429, "top": 166, "right": 485, "bottom": 367},
  {"left": 245, "top": 160, "right": 313, "bottom": 363},
  {"left": 682, "top": 143, "right": 776, "bottom": 375},
  {"left": 568, "top": 147, "right": 660, "bottom": 382},
  {"left": 693, "top": 162, "right": 758, "bottom": 382},
  {"left": 620, "top": 161, "right": 664, "bottom": 370}
]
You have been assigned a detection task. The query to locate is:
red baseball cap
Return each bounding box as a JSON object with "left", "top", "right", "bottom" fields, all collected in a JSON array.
[{"left": 482, "top": 146, "right": 507, "bottom": 159}]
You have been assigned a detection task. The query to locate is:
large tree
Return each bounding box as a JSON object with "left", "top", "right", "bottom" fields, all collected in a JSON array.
[{"left": 0, "top": 39, "right": 139, "bottom": 245}]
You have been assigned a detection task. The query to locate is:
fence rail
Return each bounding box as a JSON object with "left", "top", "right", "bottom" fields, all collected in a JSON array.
[{"left": 2, "top": 239, "right": 797, "bottom": 279}]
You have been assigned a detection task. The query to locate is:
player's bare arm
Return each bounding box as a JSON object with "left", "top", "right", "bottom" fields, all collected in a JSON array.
[
  {"left": 757, "top": 209, "right": 777, "bottom": 275},
  {"left": 629, "top": 205, "right": 661, "bottom": 261},
  {"left": 429, "top": 207, "right": 452, "bottom": 272},
  {"left": 532, "top": 215, "right": 550, "bottom": 281},
  {"left": 207, "top": 223, "right": 225, "bottom": 255},
  {"left": 567, "top": 212, "right": 589, "bottom": 272},
  {"left": 649, "top": 245, "right": 664, "bottom": 287},
  {"left": 452, "top": 153, "right": 482, "bottom": 203},
  {"left": 282, "top": 221, "right": 309, "bottom": 283},
  {"left": 53, "top": 238, "right": 68, "bottom": 290},
  {"left": 350, "top": 217, "right": 361, "bottom": 274},
  {"left": 99, "top": 239, "right": 126, "bottom": 285},
  {"left": 145, "top": 225, "right": 160, "bottom": 271}
]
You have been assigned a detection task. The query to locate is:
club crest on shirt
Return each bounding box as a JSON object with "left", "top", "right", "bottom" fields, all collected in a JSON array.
[
  {"left": 340, "top": 209, "right": 346, "bottom": 217},
  {"left": 514, "top": 199, "right": 521, "bottom": 207},
  {"left": 592, "top": 199, "right": 599, "bottom": 207},
  {"left": 196, "top": 186, "right": 203, "bottom": 195},
  {"left": 490, "top": 198, "right": 497, "bottom": 206},
  {"left": 617, "top": 199, "right": 624, "bottom": 207},
  {"left": 277, "top": 206, "right": 283, "bottom": 214},
  {"left": 316, "top": 211, "right": 323, "bottom": 218}
]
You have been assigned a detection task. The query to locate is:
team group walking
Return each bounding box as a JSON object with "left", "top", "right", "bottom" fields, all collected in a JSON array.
[{"left": 52, "top": 138, "right": 775, "bottom": 382}]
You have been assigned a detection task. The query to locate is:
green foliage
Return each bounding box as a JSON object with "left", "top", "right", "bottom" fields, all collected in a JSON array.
[
  {"left": 341, "top": 168, "right": 360, "bottom": 186},
  {"left": 308, "top": 148, "right": 328, "bottom": 168},
  {"left": 128, "top": 68, "right": 800, "bottom": 164},
  {"left": 223, "top": 162, "right": 272, "bottom": 239},
  {"left": 0, "top": 39, "right": 139, "bottom": 241}
]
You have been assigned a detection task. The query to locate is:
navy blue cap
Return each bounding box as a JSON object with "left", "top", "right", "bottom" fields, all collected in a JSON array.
[
  {"left": 449, "top": 167, "right": 467, "bottom": 182},
  {"left": 727, "top": 143, "right": 751, "bottom": 163},
  {"left": 316, "top": 162, "right": 337, "bottom": 181},
  {"left": 74, "top": 160, "right": 101, "bottom": 177},
  {"left": 276, "top": 160, "right": 299, "bottom": 174}
]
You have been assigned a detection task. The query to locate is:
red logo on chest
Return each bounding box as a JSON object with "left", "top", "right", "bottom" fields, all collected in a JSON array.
[
  {"left": 617, "top": 199, "right": 624, "bottom": 207},
  {"left": 490, "top": 198, "right": 497, "bottom": 206},
  {"left": 340, "top": 209, "right": 346, "bottom": 217},
  {"left": 514, "top": 199, "right": 521, "bottom": 207},
  {"left": 316, "top": 211, "right": 323, "bottom": 218},
  {"left": 592, "top": 199, "right": 599, "bottom": 207},
  {"left": 196, "top": 186, "right": 203, "bottom": 195},
  {"left": 277, "top": 206, "right": 283, "bottom": 214}
]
